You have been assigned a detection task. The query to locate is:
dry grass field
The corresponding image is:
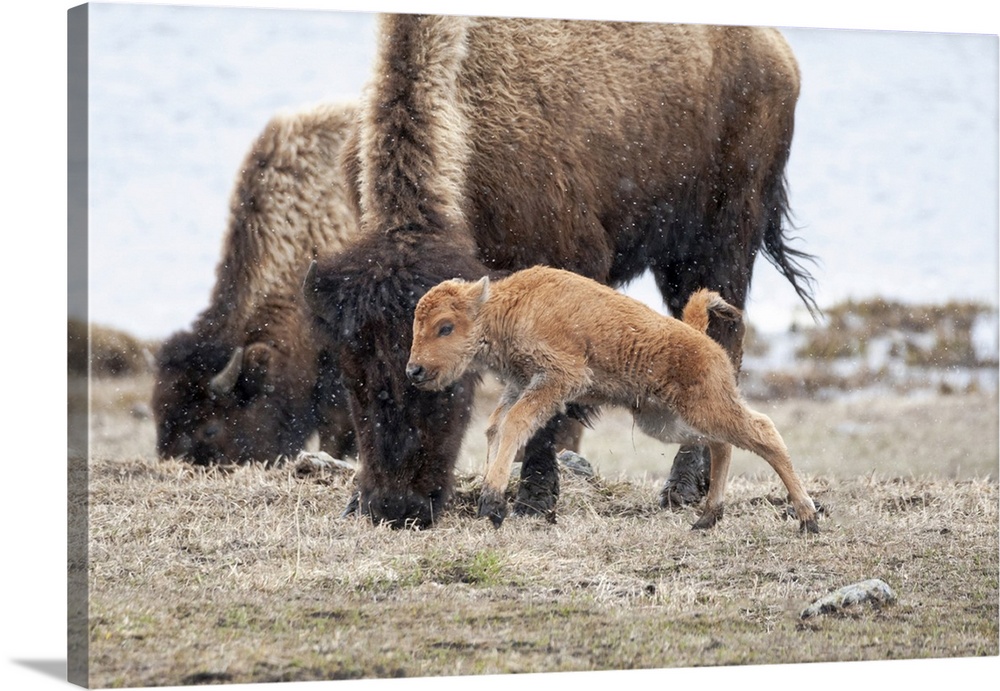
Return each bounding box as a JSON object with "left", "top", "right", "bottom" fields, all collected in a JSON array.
[{"left": 74, "top": 371, "right": 998, "bottom": 688}]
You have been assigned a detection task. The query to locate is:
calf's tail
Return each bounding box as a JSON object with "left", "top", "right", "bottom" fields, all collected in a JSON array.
[{"left": 681, "top": 289, "right": 742, "bottom": 334}]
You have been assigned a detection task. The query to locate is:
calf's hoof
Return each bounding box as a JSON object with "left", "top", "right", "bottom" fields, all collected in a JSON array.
[
  {"left": 785, "top": 502, "right": 823, "bottom": 534},
  {"left": 659, "top": 446, "right": 710, "bottom": 508},
  {"left": 691, "top": 505, "right": 723, "bottom": 530},
  {"left": 478, "top": 488, "right": 509, "bottom": 528}
]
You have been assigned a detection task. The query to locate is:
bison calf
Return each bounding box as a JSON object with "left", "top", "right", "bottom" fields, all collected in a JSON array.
[{"left": 406, "top": 266, "right": 820, "bottom": 533}]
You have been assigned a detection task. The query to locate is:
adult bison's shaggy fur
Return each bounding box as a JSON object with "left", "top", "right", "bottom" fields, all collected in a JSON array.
[
  {"left": 154, "top": 102, "right": 359, "bottom": 465},
  {"left": 305, "top": 15, "right": 816, "bottom": 527},
  {"left": 407, "top": 266, "right": 820, "bottom": 533}
]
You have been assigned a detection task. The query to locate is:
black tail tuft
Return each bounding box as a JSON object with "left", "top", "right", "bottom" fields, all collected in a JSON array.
[{"left": 762, "top": 177, "right": 822, "bottom": 321}]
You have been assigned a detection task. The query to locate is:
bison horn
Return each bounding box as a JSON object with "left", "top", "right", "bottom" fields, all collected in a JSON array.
[{"left": 209, "top": 346, "right": 244, "bottom": 395}]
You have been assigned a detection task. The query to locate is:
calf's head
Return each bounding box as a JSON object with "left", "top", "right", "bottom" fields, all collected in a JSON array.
[
  {"left": 406, "top": 276, "right": 489, "bottom": 391},
  {"left": 304, "top": 239, "right": 489, "bottom": 528}
]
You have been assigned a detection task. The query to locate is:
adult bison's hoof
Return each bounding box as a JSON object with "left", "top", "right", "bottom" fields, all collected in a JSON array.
[
  {"left": 513, "top": 468, "right": 559, "bottom": 517},
  {"left": 691, "top": 505, "right": 723, "bottom": 530},
  {"left": 659, "top": 445, "right": 710, "bottom": 508},
  {"left": 478, "top": 488, "right": 508, "bottom": 528}
]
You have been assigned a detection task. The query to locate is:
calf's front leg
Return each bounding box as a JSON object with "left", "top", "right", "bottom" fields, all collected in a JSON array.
[{"left": 478, "top": 386, "right": 565, "bottom": 528}]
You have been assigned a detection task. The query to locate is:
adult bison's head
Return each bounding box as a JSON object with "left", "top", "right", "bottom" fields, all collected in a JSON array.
[
  {"left": 152, "top": 330, "right": 319, "bottom": 465},
  {"left": 304, "top": 234, "right": 489, "bottom": 528}
]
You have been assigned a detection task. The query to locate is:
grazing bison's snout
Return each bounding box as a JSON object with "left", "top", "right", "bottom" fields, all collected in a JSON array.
[
  {"left": 157, "top": 431, "right": 192, "bottom": 460},
  {"left": 357, "top": 486, "right": 442, "bottom": 529},
  {"left": 341, "top": 340, "right": 479, "bottom": 528},
  {"left": 159, "top": 428, "right": 225, "bottom": 466}
]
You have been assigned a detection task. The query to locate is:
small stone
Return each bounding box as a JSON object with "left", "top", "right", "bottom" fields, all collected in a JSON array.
[
  {"left": 130, "top": 402, "right": 152, "bottom": 420},
  {"left": 294, "top": 451, "right": 356, "bottom": 476},
  {"left": 800, "top": 578, "right": 897, "bottom": 619},
  {"left": 557, "top": 449, "right": 595, "bottom": 477}
]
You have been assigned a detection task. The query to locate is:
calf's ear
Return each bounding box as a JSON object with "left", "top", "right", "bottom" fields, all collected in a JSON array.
[{"left": 471, "top": 276, "right": 490, "bottom": 306}]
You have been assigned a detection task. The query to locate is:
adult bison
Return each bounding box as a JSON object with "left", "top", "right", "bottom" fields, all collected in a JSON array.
[
  {"left": 305, "top": 15, "right": 817, "bottom": 527},
  {"left": 154, "top": 102, "right": 359, "bottom": 465}
]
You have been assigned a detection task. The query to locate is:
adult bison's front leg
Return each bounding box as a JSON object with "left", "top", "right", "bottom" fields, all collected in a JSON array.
[
  {"left": 659, "top": 446, "right": 711, "bottom": 508},
  {"left": 513, "top": 412, "right": 577, "bottom": 517},
  {"left": 514, "top": 402, "right": 590, "bottom": 517},
  {"left": 657, "top": 319, "right": 737, "bottom": 508}
]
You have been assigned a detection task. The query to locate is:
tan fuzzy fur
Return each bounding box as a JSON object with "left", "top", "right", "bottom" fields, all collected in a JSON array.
[{"left": 408, "top": 266, "right": 819, "bottom": 533}]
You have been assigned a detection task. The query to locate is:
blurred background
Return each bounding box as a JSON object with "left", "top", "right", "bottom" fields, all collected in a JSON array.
[
  {"left": 80, "top": 4, "right": 997, "bottom": 342},
  {"left": 74, "top": 2, "right": 999, "bottom": 407}
]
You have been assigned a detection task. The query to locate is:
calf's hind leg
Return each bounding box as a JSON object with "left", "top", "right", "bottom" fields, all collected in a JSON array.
[
  {"left": 736, "top": 408, "right": 819, "bottom": 533},
  {"left": 706, "top": 403, "right": 820, "bottom": 533},
  {"left": 652, "top": 253, "right": 749, "bottom": 508},
  {"left": 692, "top": 442, "right": 732, "bottom": 530}
]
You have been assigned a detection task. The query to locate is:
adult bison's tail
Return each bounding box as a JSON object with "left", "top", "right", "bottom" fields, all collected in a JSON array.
[
  {"left": 682, "top": 289, "right": 742, "bottom": 334},
  {"left": 761, "top": 174, "right": 822, "bottom": 320},
  {"left": 356, "top": 14, "right": 475, "bottom": 252}
]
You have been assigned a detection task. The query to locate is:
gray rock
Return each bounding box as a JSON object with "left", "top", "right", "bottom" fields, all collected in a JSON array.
[
  {"left": 800, "top": 578, "right": 897, "bottom": 619},
  {"left": 557, "top": 450, "right": 596, "bottom": 477},
  {"left": 294, "top": 451, "right": 356, "bottom": 476}
]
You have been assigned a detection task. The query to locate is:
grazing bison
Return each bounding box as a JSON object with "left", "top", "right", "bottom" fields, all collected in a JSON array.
[
  {"left": 154, "top": 102, "right": 359, "bottom": 465},
  {"left": 305, "top": 14, "right": 816, "bottom": 527},
  {"left": 406, "top": 266, "right": 820, "bottom": 533}
]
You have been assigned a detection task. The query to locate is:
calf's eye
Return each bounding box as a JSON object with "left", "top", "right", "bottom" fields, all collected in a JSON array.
[{"left": 438, "top": 323, "right": 454, "bottom": 337}]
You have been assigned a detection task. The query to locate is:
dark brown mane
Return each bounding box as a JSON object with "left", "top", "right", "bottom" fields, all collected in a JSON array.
[
  {"left": 305, "top": 231, "right": 494, "bottom": 526},
  {"left": 354, "top": 14, "right": 475, "bottom": 251}
]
